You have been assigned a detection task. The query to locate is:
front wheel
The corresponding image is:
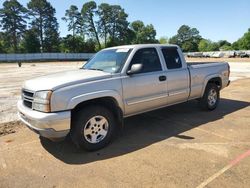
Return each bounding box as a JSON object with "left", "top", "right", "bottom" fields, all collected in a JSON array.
[
  {"left": 71, "top": 105, "right": 116, "bottom": 151},
  {"left": 199, "top": 83, "right": 220, "bottom": 111}
]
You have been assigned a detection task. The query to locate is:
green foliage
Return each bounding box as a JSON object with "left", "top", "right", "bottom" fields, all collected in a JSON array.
[
  {"left": 96, "top": 3, "right": 130, "bottom": 48},
  {"left": 0, "top": 0, "right": 29, "bottom": 52},
  {"left": 84, "top": 39, "right": 96, "bottom": 53},
  {"left": 217, "top": 40, "right": 231, "bottom": 48},
  {"left": 106, "top": 5, "right": 129, "bottom": 46},
  {"left": 0, "top": 35, "right": 6, "bottom": 53},
  {"left": 81, "top": 1, "right": 101, "bottom": 49},
  {"left": 60, "top": 35, "right": 83, "bottom": 53},
  {"left": 220, "top": 44, "right": 233, "bottom": 51},
  {"left": 198, "top": 39, "right": 209, "bottom": 52},
  {"left": 0, "top": 32, "right": 8, "bottom": 53},
  {"left": 159, "top": 37, "right": 169, "bottom": 44},
  {"left": 28, "top": 0, "right": 60, "bottom": 52},
  {"left": 96, "top": 3, "right": 110, "bottom": 47},
  {"left": 130, "top": 20, "right": 158, "bottom": 44},
  {"left": 62, "top": 5, "right": 82, "bottom": 36},
  {"left": 235, "top": 29, "right": 250, "bottom": 50},
  {"left": 20, "top": 28, "right": 40, "bottom": 53},
  {"left": 232, "top": 41, "right": 239, "bottom": 50},
  {"left": 60, "top": 35, "right": 96, "bottom": 53},
  {"left": 198, "top": 39, "right": 219, "bottom": 52},
  {"left": 169, "top": 25, "right": 201, "bottom": 52}
]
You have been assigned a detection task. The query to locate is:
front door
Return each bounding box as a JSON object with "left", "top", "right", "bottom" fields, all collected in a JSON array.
[{"left": 122, "top": 48, "right": 168, "bottom": 116}]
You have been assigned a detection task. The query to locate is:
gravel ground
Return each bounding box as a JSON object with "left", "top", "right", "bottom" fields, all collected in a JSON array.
[
  {"left": 0, "top": 78, "right": 249, "bottom": 188},
  {"left": 0, "top": 121, "right": 24, "bottom": 137},
  {"left": 0, "top": 62, "right": 82, "bottom": 124}
]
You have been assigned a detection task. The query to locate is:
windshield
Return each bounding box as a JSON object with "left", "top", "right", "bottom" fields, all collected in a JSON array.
[{"left": 83, "top": 48, "right": 131, "bottom": 73}]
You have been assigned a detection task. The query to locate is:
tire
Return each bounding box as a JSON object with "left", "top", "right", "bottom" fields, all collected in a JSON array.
[
  {"left": 71, "top": 105, "right": 116, "bottom": 151},
  {"left": 199, "top": 83, "right": 220, "bottom": 111}
]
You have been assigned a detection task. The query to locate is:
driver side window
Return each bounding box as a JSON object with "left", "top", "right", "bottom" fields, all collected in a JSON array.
[{"left": 129, "top": 48, "right": 162, "bottom": 74}]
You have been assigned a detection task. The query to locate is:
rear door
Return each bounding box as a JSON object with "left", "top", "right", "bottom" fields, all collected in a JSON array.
[
  {"left": 122, "top": 48, "right": 168, "bottom": 116},
  {"left": 161, "top": 47, "right": 190, "bottom": 105}
]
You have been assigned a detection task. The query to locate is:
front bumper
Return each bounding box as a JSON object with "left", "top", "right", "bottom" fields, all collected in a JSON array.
[{"left": 17, "top": 100, "right": 71, "bottom": 140}]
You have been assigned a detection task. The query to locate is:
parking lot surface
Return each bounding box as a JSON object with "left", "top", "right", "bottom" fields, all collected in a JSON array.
[
  {"left": 0, "top": 61, "right": 249, "bottom": 187},
  {"left": 0, "top": 62, "right": 81, "bottom": 124}
]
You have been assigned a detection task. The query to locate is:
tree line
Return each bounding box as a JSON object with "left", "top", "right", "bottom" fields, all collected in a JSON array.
[{"left": 0, "top": 0, "right": 249, "bottom": 54}]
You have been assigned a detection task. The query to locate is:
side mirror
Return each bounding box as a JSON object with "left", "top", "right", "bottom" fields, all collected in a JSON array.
[{"left": 127, "top": 64, "right": 143, "bottom": 75}]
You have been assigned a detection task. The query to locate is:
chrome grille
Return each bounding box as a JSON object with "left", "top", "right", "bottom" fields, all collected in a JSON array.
[{"left": 22, "top": 89, "right": 34, "bottom": 109}]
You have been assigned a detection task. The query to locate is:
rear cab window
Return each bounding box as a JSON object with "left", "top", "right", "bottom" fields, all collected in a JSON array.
[{"left": 161, "top": 47, "right": 182, "bottom": 69}]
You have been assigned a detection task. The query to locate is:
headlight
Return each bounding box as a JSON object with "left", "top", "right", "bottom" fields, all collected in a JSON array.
[{"left": 32, "top": 90, "right": 52, "bottom": 112}]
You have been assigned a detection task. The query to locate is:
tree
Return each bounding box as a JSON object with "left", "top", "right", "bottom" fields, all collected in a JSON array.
[
  {"left": 21, "top": 28, "right": 40, "bottom": 53},
  {"left": 81, "top": 1, "right": 101, "bottom": 49},
  {"left": 208, "top": 42, "right": 219, "bottom": 51},
  {"left": 96, "top": 3, "right": 110, "bottom": 47},
  {"left": 62, "top": 5, "right": 82, "bottom": 52},
  {"left": 218, "top": 40, "right": 231, "bottom": 48},
  {"left": 83, "top": 38, "right": 96, "bottom": 53},
  {"left": 198, "top": 39, "right": 219, "bottom": 52},
  {"left": 217, "top": 40, "right": 233, "bottom": 51},
  {"left": 235, "top": 29, "right": 250, "bottom": 50},
  {"left": 0, "top": 41, "right": 4, "bottom": 53},
  {"left": 232, "top": 41, "right": 239, "bottom": 50},
  {"left": 0, "top": 32, "right": 9, "bottom": 53},
  {"left": 0, "top": 33, "right": 6, "bottom": 53},
  {"left": 60, "top": 35, "right": 96, "bottom": 53},
  {"left": 130, "top": 20, "right": 158, "bottom": 44},
  {"left": 62, "top": 5, "right": 82, "bottom": 37},
  {"left": 198, "top": 39, "right": 209, "bottom": 52},
  {"left": 106, "top": 5, "right": 129, "bottom": 46},
  {"left": 0, "top": 0, "right": 29, "bottom": 52},
  {"left": 220, "top": 44, "right": 233, "bottom": 51},
  {"left": 60, "top": 34, "right": 84, "bottom": 53},
  {"left": 159, "top": 37, "right": 169, "bottom": 44},
  {"left": 28, "top": 0, "right": 60, "bottom": 52},
  {"left": 43, "top": 10, "right": 60, "bottom": 52},
  {"left": 169, "top": 25, "right": 201, "bottom": 52}
]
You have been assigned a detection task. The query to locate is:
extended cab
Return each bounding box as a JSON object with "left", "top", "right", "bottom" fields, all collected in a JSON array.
[{"left": 18, "top": 44, "right": 230, "bottom": 150}]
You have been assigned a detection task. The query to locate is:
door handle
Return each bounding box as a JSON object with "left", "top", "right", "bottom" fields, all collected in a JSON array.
[{"left": 159, "top": 75, "right": 167, "bottom": 82}]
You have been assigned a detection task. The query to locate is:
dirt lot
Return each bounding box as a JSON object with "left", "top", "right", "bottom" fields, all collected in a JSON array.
[
  {"left": 0, "top": 62, "right": 82, "bottom": 124},
  {"left": 0, "top": 59, "right": 250, "bottom": 187}
]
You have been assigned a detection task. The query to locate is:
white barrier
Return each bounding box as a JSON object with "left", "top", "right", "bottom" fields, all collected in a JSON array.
[
  {"left": 185, "top": 50, "right": 250, "bottom": 58},
  {"left": 0, "top": 53, "right": 95, "bottom": 62}
]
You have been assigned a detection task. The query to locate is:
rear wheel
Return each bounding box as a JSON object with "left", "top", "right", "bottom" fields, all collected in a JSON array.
[
  {"left": 71, "top": 105, "right": 116, "bottom": 151},
  {"left": 199, "top": 83, "right": 220, "bottom": 111}
]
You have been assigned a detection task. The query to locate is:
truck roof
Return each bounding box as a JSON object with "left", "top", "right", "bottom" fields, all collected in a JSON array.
[{"left": 105, "top": 44, "right": 179, "bottom": 50}]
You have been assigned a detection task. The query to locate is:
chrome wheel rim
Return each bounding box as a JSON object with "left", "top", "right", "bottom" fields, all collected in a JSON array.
[
  {"left": 83, "top": 116, "right": 109, "bottom": 144},
  {"left": 208, "top": 89, "right": 217, "bottom": 106}
]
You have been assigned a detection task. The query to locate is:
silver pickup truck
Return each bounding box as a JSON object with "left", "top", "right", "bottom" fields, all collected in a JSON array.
[{"left": 18, "top": 44, "right": 230, "bottom": 150}]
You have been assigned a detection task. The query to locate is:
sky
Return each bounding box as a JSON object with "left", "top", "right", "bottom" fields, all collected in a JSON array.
[{"left": 1, "top": 0, "right": 250, "bottom": 43}]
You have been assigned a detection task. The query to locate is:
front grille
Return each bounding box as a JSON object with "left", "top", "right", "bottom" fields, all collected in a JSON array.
[{"left": 22, "top": 89, "right": 34, "bottom": 109}]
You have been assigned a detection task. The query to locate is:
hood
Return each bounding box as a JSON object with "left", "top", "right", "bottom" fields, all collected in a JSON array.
[{"left": 23, "top": 69, "right": 112, "bottom": 91}]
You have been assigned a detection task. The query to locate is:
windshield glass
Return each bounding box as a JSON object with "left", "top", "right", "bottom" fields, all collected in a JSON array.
[{"left": 83, "top": 48, "right": 131, "bottom": 73}]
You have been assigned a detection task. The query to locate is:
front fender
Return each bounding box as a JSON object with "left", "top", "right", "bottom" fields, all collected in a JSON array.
[{"left": 67, "top": 90, "right": 124, "bottom": 111}]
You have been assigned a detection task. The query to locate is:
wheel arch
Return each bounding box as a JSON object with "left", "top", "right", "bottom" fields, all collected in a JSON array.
[
  {"left": 70, "top": 95, "right": 124, "bottom": 131},
  {"left": 201, "top": 75, "right": 222, "bottom": 97}
]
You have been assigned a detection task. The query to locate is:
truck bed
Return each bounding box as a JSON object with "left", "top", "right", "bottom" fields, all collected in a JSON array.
[
  {"left": 187, "top": 62, "right": 226, "bottom": 66},
  {"left": 187, "top": 61, "right": 229, "bottom": 100}
]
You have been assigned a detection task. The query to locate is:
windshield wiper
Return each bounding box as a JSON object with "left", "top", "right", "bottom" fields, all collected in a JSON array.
[{"left": 82, "top": 68, "right": 104, "bottom": 71}]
